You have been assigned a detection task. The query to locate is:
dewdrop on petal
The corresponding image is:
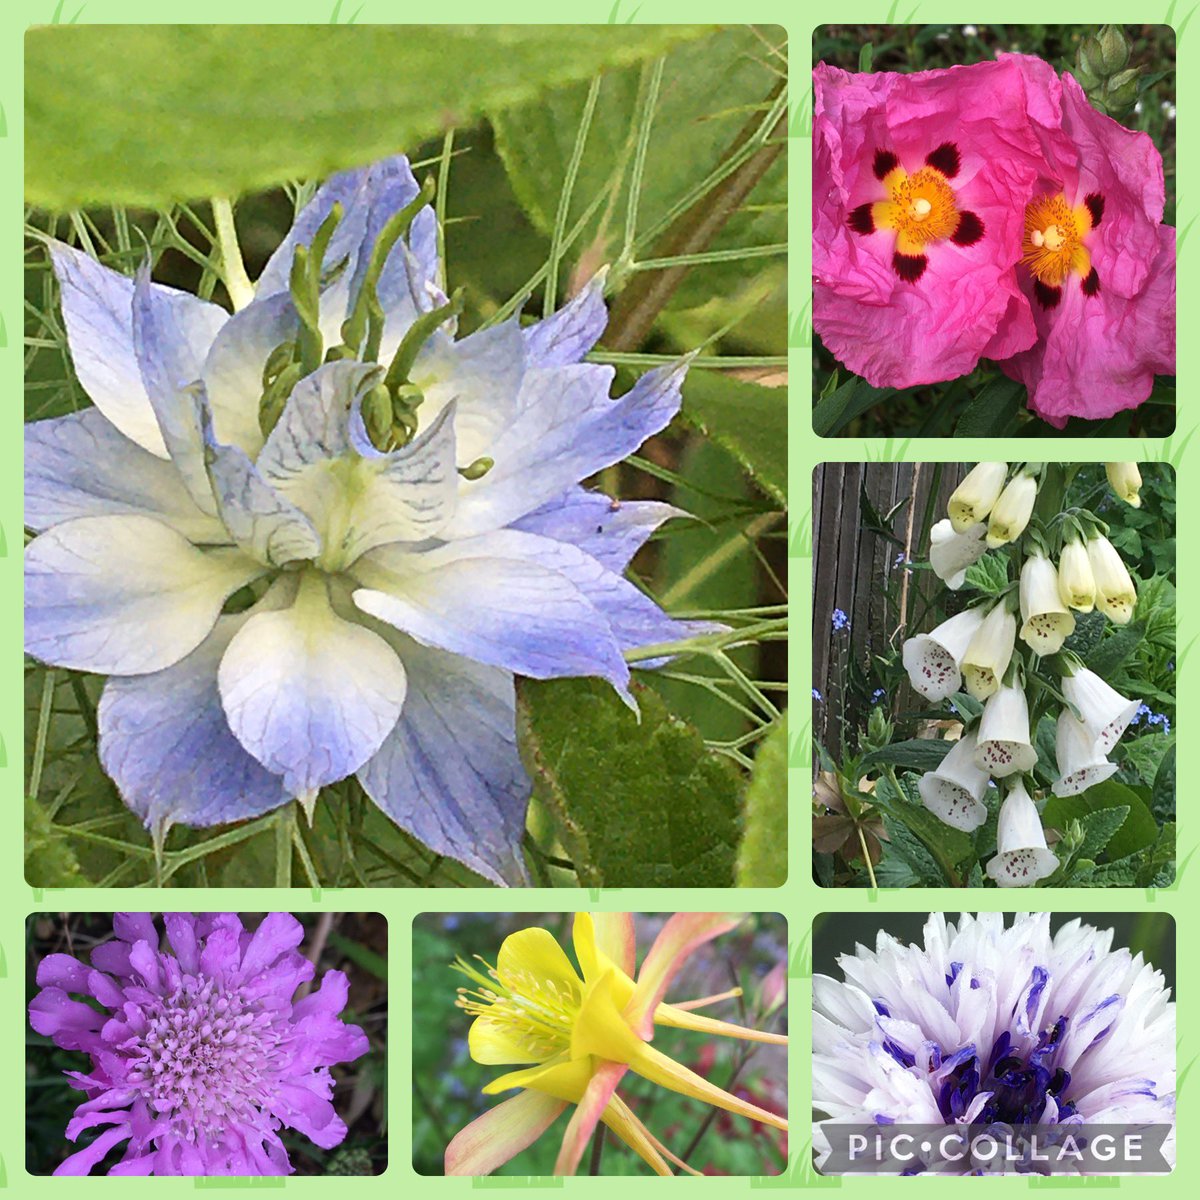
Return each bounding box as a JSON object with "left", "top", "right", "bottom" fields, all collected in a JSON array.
[
  {"left": 917, "top": 729, "right": 990, "bottom": 832},
  {"left": 947, "top": 462, "right": 1008, "bottom": 533},
  {"left": 1057, "top": 538, "right": 1096, "bottom": 612},
  {"left": 1087, "top": 534, "right": 1137, "bottom": 623},
  {"left": 901, "top": 607, "right": 986, "bottom": 701},
  {"left": 1106, "top": 462, "right": 1143, "bottom": 507},
  {"left": 975, "top": 683, "right": 1038, "bottom": 777},
  {"left": 1052, "top": 709, "right": 1118, "bottom": 796},
  {"left": 985, "top": 780, "right": 1059, "bottom": 886},
  {"left": 986, "top": 473, "right": 1037, "bottom": 548},
  {"left": 960, "top": 602, "right": 1016, "bottom": 701},
  {"left": 1019, "top": 552, "right": 1075, "bottom": 655}
]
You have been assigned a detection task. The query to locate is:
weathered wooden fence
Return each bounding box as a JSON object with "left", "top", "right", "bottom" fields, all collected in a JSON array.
[{"left": 811, "top": 461, "right": 972, "bottom": 759}]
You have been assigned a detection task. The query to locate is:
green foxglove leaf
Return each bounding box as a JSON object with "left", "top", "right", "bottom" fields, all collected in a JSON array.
[{"left": 736, "top": 716, "right": 787, "bottom": 887}]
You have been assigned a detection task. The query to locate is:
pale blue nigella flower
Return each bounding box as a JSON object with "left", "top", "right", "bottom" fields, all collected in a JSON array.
[{"left": 24, "top": 156, "right": 708, "bottom": 886}]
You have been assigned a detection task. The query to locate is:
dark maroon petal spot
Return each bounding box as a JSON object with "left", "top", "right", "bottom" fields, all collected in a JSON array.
[
  {"left": 847, "top": 203, "right": 876, "bottom": 235},
  {"left": 951, "top": 210, "right": 985, "bottom": 246},
  {"left": 893, "top": 252, "right": 928, "bottom": 282},
  {"left": 1081, "top": 267, "right": 1101, "bottom": 297},
  {"left": 1084, "top": 192, "right": 1105, "bottom": 229},
  {"left": 1034, "top": 281, "right": 1062, "bottom": 309},
  {"left": 925, "top": 142, "right": 961, "bottom": 178},
  {"left": 873, "top": 148, "right": 900, "bottom": 180}
]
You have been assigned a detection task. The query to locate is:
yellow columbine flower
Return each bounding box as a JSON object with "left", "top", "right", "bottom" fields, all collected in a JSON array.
[{"left": 444, "top": 912, "right": 787, "bottom": 1177}]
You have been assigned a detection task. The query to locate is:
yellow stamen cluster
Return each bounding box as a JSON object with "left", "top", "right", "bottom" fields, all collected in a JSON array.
[
  {"left": 456, "top": 959, "right": 580, "bottom": 1061},
  {"left": 876, "top": 166, "right": 960, "bottom": 250},
  {"left": 1022, "top": 193, "right": 1090, "bottom": 285}
]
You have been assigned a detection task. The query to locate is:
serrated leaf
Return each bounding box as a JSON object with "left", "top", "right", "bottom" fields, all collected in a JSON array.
[
  {"left": 736, "top": 717, "right": 787, "bottom": 887},
  {"left": 26, "top": 24, "right": 710, "bottom": 209},
  {"left": 517, "top": 677, "right": 741, "bottom": 887},
  {"left": 1074, "top": 805, "right": 1129, "bottom": 860},
  {"left": 1042, "top": 779, "right": 1158, "bottom": 862},
  {"left": 680, "top": 372, "right": 787, "bottom": 506},
  {"left": 879, "top": 814, "right": 943, "bottom": 885},
  {"left": 1084, "top": 619, "right": 1148, "bottom": 676},
  {"left": 25, "top": 796, "right": 86, "bottom": 887}
]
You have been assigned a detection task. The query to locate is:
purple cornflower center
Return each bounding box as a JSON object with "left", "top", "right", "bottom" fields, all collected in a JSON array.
[{"left": 124, "top": 975, "right": 284, "bottom": 1136}]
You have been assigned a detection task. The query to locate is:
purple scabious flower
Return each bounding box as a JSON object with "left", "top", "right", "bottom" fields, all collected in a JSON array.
[
  {"left": 24, "top": 155, "right": 708, "bottom": 885},
  {"left": 29, "top": 913, "right": 369, "bottom": 1176},
  {"left": 813, "top": 912, "right": 1176, "bottom": 1175}
]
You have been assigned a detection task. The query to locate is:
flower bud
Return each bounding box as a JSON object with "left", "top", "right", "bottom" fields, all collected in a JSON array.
[
  {"left": 918, "top": 729, "right": 990, "bottom": 832},
  {"left": 986, "top": 474, "right": 1037, "bottom": 548},
  {"left": 902, "top": 607, "right": 986, "bottom": 701},
  {"left": 985, "top": 779, "right": 1058, "bottom": 887},
  {"left": 1019, "top": 552, "right": 1076, "bottom": 656},
  {"left": 948, "top": 463, "right": 1007, "bottom": 533},
  {"left": 1096, "top": 24, "right": 1131, "bottom": 74},
  {"left": 1052, "top": 709, "right": 1118, "bottom": 797},
  {"left": 1105, "top": 462, "right": 1143, "bottom": 507},
  {"left": 1105, "top": 67, "right": 1142, "bottom": 114},
  {"left": 1062, "top": 667, "right": 1140, "bottom": 755},
  {"left": 929, "top": 518, "right": 987, "bottom": 591},
  {"left": 1057, "top": 539, "right": 1096, "bottom": 612},
  {"left": 960, "top": 603, "right": 1016, "bottom": 701},
  {"left": 975, "top": 684, "right": 1037, "bottom": 777},
  {"left": 1087, "top": 534, "right": 1137, "bottom": 624}
]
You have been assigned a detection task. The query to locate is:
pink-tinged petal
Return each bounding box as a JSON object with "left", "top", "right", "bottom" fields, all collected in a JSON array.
[
  {"left": 606, "top": 1093, "right": 702, "bottom": 1177},
  {"left": 654, "top": 1002, "right": 788, "bottom": 1045},
  {"left": 53, "top": 1123, "right": 132, "bottom": 1176},
  {"left": 553, "top": 1060, "right": 629, "bottom": 1176},
  {"left": 665, "top": 987, "right": 742, "bottom": 1012},
  {"left": 626, "top": 913, "right": 742, "bottom": 1038},
  {"left": 593, "top": 913, "right": 637, "bottom": 977},
  {"left": 445, "top": 1090, "right": 568, "bottom": 1176}
]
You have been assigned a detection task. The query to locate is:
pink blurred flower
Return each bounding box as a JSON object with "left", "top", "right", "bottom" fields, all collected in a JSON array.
[
  {"left": 813, "top": 59, "right": 1050, "bottom": 389},
  {"left": 995, "top": 55, "right": 1176, "bottom": 427}
]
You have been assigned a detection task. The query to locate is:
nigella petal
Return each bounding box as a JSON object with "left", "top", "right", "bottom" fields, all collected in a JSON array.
[
  {"left": 357, "top": 636, "right": 530, "bottom": 888},
  {"left": 522, "top": 270, "right": 610, "bottom": 367},
  {"left": 98, "top": 616, "right": 292, "bottom": 830}
]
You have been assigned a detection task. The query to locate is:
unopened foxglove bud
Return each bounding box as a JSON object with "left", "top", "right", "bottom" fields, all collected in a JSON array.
[{"left": 1105, "top": 462, "right": 1143, "bottom": 507}]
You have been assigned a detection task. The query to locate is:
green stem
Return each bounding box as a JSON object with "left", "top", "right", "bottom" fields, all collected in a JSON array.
[
  {"left": 275, "top": 803, "right": 295, "bottom": 887},
  {"left": 211, "top": 197, "right": 255, "bottom": 311}
]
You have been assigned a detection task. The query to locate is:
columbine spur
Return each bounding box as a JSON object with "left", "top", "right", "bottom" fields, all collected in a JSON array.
[
  {"left": 813, "top": 912, "right": 1176, "bottom": 1175},
  {"left": 25, "top": 155, "right": 708, "bottom": 885},
  {"left": 28, "top": 912, "right": 369, "bottom": 1176}
]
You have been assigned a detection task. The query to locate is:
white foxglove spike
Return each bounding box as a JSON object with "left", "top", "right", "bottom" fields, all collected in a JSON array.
[
  {"left": 1057, "top": 538, "right": 1096, "bottom": 612},
  {"left": 961, "top": 603, "right": 1016, "bottom": 701},
  {"left": 986, "top": 779, "right": 1059, "bottom": 886},
  {"left": 901, "top": 607, "right": 986, "bottom": 701},
  {"left": 929, "top": 518, "right": 987, "bottom": 590},
  {"left": 1062, "top": 667, "right": 1140, "bottom": 754},
  {"left": 1052, "top": 709, "right": 1118, "bottom": 796},
  {"left": 1087, "top": 534, "right": 1137, "bottom": 624},
  {"left": 1019, "top": 552, "right": 1075, "bottom": 655},
  {"left": 986, "top": 474, "right": 1037, "bottom": 548},
  {"left": 948, "top": 462, "right": 1007, "bottom": 533},
  {"left": 975, "top": 684, "right": 1038, "bottom": 777},
  {"left": 917, "top": 730, "right": 990, "bottom": 832}
]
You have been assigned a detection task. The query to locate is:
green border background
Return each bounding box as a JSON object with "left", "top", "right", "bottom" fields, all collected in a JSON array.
[{"left": 1, "top": 2, "right": 1192, "bottom": 1197}]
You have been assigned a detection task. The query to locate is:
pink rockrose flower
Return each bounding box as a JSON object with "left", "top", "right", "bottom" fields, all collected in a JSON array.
[
  {"left": 812, "top": 58, "right": 1049, "bottom": 390},
  {"left": 995, "top": 54, "right": 1176, "bottom": 427}
]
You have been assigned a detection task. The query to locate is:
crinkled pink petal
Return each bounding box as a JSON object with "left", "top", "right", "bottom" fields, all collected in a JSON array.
[{"left": 813, "top": 58, "right": 1051, "bottom": 387}]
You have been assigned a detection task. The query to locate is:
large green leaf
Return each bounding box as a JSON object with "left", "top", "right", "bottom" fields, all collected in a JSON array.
[
  {"left": 736, "top": 717, "right": 787, "bottom": 887},
  {"left": 1042, "top": 778, "right": 1159, "bottom": 862},
  {"left": 517, "top": 677, "right": 741, "bottom": 887},
  {"left": 26, "top": 24, "right": 710, "bottom": 209},
  {"left": 680, "top": 373, "right": 787, "bottom": 506}
]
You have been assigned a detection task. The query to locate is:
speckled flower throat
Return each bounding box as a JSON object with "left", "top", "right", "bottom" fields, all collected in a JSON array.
[
  {"left": 1022, "top": 191, "right": 1105, "bottom": 306},
  {"left": 847, "top": 142, "right": 985, "bottom": 281}
]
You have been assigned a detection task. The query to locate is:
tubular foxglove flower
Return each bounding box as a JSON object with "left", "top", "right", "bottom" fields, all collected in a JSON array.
[
  {"left": 929, "top": 518, "right": 987, "bottom": 590},
  {"left": 445, "top": 913, "right": 787, "bottom": 1177},
  {"left": 28, "top": 913, "right": 369, "bottom": 1176},
  {"left": 23, "top": 156, "right": 709, "bottom": 886},
  {"left": 986, "top": 779, "right": 1059, "bottom": 886},
  {"left": 947, "top": 463, "right": 1008, "bottom": 533},
  {"left": 814, "top": 912, "right": 1176, "bottom": 1174},
  {"left": 975, "top": 684, "right": 1037, "bottom": 777},
  {"left": 917, "top": 729, "right": 990, "bottom": 832},
  {"left": 995, "top": 57, "right": 1175, "bottom": 427},
  {"left": 1106, "top": 462, "right": 1143, "bottom": 507},
  {"left": 960, "top": 603, "right": 1017, "bottom": 701},
  {"left": 901, "top": 607, "right": 986, "bottom": 701},
  {"left": 985, "top": 473, "right": 1037, "bottom": 548},
  {"left": 1057, "top": 538, "right": 1096, "bottom": 612},
  {"left": 1019, "top": 552, "right": 1075, "bottom": 655},
  {"left": 812, "top": 61, "right": 1050, "bottom": 389},
  {"left": 1053, "top": 709, "right": 1118, "bottom": 797},
  {"left": 1062, "top": 667, "right": 1140, "bottom": 755},
  {"left": 1087, "top": 534, "right": 1137, "bottom": 624}
]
